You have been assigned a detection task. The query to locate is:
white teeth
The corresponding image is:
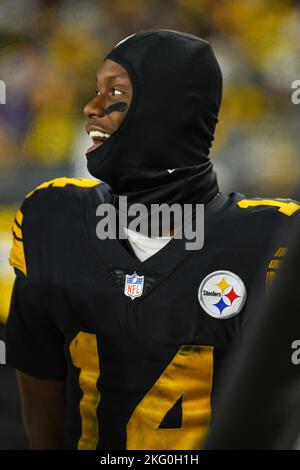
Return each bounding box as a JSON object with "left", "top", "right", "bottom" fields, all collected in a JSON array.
[{"left": 89, "top": 130, "right": 110, "bottom": 139}]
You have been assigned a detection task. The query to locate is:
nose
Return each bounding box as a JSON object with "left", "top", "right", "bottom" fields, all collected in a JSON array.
[{"left": 83, "top": 96, "right": 106, "bottom": 118}]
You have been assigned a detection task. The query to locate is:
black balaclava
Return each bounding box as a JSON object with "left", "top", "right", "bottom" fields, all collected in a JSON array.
[{"left": 86, "top": 30, "right": 223, "bottom": 208}]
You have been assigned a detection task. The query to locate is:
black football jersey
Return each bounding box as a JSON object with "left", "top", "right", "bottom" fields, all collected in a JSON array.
[{"left": 5, "top": 178, "right": 300, "bottom": 450}]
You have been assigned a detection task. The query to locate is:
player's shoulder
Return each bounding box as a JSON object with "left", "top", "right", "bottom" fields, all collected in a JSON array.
[
  {"left": 224, "top": 192, "right": 300, "bottom": 252},
  {"left": 226, "top": 193, "right": 299, "bottom": 295},
  {"left": 24, "top": 176, "right": 101, "bottom": 206},
  {"left": 19, "top": 176, "right": 113, "bottom": 219},
  {"left": 228, "top": 192, "right": 300, "bottom": 221},
  {"left": 9, "top": 177, "right": 107, "bottom": 276}
]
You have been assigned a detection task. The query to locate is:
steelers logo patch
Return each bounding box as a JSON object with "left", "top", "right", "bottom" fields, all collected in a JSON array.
[{"left": 198, "top": 271, "right": 247, "bottom": 319}]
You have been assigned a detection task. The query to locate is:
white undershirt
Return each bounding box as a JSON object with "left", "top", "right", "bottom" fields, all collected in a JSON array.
[{"left": 124, "top": 227, "right": 173, "bottom": 262}]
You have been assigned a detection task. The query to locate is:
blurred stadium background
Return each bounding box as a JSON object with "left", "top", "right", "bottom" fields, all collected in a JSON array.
[{"left": 0, "top": 0, "right": 299, "bottom": 449}]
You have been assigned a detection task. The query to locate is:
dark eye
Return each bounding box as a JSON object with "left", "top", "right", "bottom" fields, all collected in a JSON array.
[{"left": 95, "top": 89, "right": 100, "bottom": 96}]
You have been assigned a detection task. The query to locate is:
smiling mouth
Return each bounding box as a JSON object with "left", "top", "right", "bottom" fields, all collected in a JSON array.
[{"left": 86, "top": 130, "right": 111, "bottom": 153}]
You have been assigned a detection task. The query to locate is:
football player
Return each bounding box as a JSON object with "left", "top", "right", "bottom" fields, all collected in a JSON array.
[{"left": 5, "top": 30, "right": 300, "bottom": 450}]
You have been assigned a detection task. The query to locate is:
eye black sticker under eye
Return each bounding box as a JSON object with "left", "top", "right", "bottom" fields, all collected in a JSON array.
[{"left": 105, "top": 102, "right": 128, "bottom": 115}]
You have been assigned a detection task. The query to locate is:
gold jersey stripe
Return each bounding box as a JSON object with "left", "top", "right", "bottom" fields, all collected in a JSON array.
[
  {"left": 266, "top": 247, "right": 287, "bottom": 293},
  {"left": 9, "top": 237, "right": 27, "bottom": 276},
  {"left": 26, "top": 177, "right": 100, "bottom": 199},
  {"left": 15, "top": 209, "right": 23, "bottom": 227},
  {"left": 268, "top": 259, "right": 282, "bottom": 270},
  {"left": 237, "top": 199, "right": 300, "bottom": 217},
  {"left": 266, "top": 270, "right": 277, "bottom": 291},
  {"left": 12, "top": 220, "right": 23, "bottom": 241},
  {"left": 9, "top": 209, "right": 27, "bottom": 276},
  {"left": 273, "top": 247, "right": 287, "bottom": 258}
]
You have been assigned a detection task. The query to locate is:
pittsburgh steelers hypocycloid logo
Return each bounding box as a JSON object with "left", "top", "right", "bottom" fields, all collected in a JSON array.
[{"left": 198, "top": 271, "right": 247, "bottom": 319}]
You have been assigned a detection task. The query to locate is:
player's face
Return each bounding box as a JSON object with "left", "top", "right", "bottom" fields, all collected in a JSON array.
[{"left": 84, "top": 59, "right": 133, "bottom": 153}]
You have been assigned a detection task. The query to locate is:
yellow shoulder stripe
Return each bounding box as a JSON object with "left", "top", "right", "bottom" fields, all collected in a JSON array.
[
  {"left": 26, "top": 177, "right": 99, "bottom": 199},
  {"left": 266, "top": 246, "right": 287, "bottom": 293},
  {"left": 272, "top": 247, "right": 287, "bottom": 258},
  {"left": 237, "top": 199, "right": 300, "bottom": 217},
  {"left": 9, "top": 209, "right": 27, "bottom": 276},
  {"left": 15, "top": 208, "right": 23, "bottom": 226},
  {"left": 12, "top": 220, "right": 22, "bottom": 240}
]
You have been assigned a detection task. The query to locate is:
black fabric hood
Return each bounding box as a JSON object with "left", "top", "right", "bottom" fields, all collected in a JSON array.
[{"left": 87, "top": 29, "right": 223, "bottom": 207}]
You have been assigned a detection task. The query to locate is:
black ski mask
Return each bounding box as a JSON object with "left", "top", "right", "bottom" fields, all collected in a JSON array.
[{"left": 86, "top": 30, "right": 222, "bottom": 208}]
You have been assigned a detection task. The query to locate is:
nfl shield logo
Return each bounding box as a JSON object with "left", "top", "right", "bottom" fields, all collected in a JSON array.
[{"left": 124, "top": 272, "right": 144, "bottom": 300}]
